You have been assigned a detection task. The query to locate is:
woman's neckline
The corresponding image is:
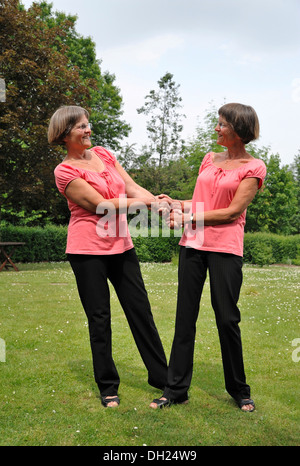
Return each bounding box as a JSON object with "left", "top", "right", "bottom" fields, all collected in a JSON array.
[
  {"left": 61, "top": 149, "right": 108, "bottom": 174},
  {"left": 210, "top": 152, "right": 256, "bottom": 171}
]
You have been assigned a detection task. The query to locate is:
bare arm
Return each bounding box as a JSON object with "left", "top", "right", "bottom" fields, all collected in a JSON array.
[
  {"left": 64, "top": 178, "right": 156, "bottom": 214},
  {"left": 114, "top": 161, "right": 156, "bottom": 200},
  {"left": 200, "top": 177, "right": 260, "bottom": 225},
  {"left": 169, "top": 177, "right": 260, "bottom": 227},
  {"left": 64, "top": 160, "right": 163, "bottom": 214}
]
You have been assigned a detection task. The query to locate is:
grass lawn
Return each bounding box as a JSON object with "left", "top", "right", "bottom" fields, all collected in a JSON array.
[{"left": 0, "top": 261, "right": 299, "bottom": 447}]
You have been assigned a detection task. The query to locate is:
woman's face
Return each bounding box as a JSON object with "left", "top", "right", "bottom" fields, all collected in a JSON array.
[
  {"left": 64, "top": 115, "right": 92, "bottom": 150},
  {"left": 215, "top": 115, "right": 240, "bottom": 147}
]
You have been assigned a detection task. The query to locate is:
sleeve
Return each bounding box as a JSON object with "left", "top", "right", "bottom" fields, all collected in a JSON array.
[
  {"left": 54, "top": 164, "right": 82, "bottom": 195},
  {"left": 198, "top": 152, "right": 213, "bottom": 174},
  {"left": 92, "top": 146, "right": 117, "bottom": 166},
  {"left": 243, "top": 160, "right": 267, "bottom": 189}
]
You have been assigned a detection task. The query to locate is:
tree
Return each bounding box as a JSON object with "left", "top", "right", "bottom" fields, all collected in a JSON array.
[
  {"left": 137, "top": 72, "right": 185, "bottom": 166},
  {"left": 34, "top": 1, "right": 131, "bottom": 150},
  {"left": 0, "top": 0, "right": 131, "bottom": 225},
  {"left": 0, "top": 0, "right": 93, "bottom": 224},
  {"left": 124, "top": 145, "right": 192, "bottom": 198},
  {"left": 246, "top": 152, "right": 299, "bottom": 235},
  {"left": 181, "top": 102, "right": 223, "bottom": 196},
  {"left": 290, "top": 151, "right": 300, "bottom": 233}
]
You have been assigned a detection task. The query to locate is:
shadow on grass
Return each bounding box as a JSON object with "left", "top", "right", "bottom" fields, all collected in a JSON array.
[
  {"left": 68, "top": 359, "right": 99, "bottom": 396},
  {"left": 68, "top": 356, "right": 232, "bottom": 407},
  {"left": 68, "top": 358, "right": 155, "bottom": 395}
]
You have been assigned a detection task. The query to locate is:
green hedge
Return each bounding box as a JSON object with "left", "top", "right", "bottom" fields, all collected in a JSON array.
[
  {"left": 244, "top": 232, "right": 300, "bottom": 266},
  {"left": 1, "top": 225, "right": 299, "bottom": 266},
  {"left": 0, "top": 225, "right": 67, "bottom": 263}
]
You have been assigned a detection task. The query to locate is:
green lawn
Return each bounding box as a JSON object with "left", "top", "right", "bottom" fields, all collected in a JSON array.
[{"left": 0, "top": 261, "right": 299, "bottom": 446}]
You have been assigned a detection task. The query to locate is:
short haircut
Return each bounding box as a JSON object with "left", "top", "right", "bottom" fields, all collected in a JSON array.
[
  {"left": 218, "top": 103, "right": 260, "bottom": 144},
  {"left": 48, "top": 105, "right": 89, "bottom": 145}
]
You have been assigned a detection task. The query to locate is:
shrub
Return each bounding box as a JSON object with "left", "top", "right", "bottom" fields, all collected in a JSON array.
[
  {"left": 250, "top": 242, "right": 274, "bottom": 267},
  {"left": 0, "top": 225, "right": 299, "bottom": 266},
  {"left": 244, "top": 233, "right": 300, "bottom": 265},
  {"left": 0, "top": 224, "right": 67, "bottom": 262}
]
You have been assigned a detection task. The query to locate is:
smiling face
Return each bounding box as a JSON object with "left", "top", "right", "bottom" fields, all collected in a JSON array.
[
  {"left": 64, "top": 115, "right": 92, "bottom": 151},
  {"left": 215, "top": 116, "right": 241, "bottom": 148}
]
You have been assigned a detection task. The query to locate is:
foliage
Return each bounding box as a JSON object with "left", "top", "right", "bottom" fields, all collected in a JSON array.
[
  {"left": 35, "top": 1, "right": 131, "bottom": 150},
  {"left": 125, "top": 102, "right": 221, "bottom": 199},
  {"left": 1, "top": 2, "right": 299, "bottom": 235},
  {"left": 244, "top": 232, "right": 300, "bottom": 265},
  {"left": 0, "top": 0, "right": 88, "bottom": 221},
  {"left": 184, "top": 102, "right": 222, "bottom": 172},
  {"left": 137, "top": 72, "right": 185, "bottom": 166},
  {"left": 179, "top": 102, "right": 223, "bottom": 196},
  {"left": 0, "top": 0, "right": 130, "bottom": 225},
  {"left": 246, "top": 151, "right": 299, "bottom": 234},
  {"left": 289, "top": 150, "right": 300, "bottom": 232},
  {"left": 0, "top": 224, "right": 67, "bottom": 262},
  {"left": 123, "top": 149, "right": 193, "bottom": 199}
]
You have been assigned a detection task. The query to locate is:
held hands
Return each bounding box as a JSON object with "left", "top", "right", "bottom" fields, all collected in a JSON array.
[
  {"left": 168, "top": 207, "right": 185, "bottom": 229},
  {"left": 154, "top": 194, "right": 184, "bottom": 229}
]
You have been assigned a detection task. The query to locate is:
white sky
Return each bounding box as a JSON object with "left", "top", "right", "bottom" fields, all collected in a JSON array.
[{"left": 21, "top": 0, "right": 300, "bottom": 166}]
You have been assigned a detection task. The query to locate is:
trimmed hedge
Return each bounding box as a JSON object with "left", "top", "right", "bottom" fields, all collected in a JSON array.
[
  {"left": 244, "top": 232, "right": 300, "bottom": 266},
  {"left": 0, "top": 224, "right": 299, "bottom": 266},
  {"left": 0, "top": 225, "right": 67, "bottom": 263}
]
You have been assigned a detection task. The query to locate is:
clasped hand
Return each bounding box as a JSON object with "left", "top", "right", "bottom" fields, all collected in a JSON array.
[{"left": 154, "top": 194, "right": 183, "bottom": 229}]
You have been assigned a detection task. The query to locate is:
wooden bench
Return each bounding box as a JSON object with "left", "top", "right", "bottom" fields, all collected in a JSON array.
[{"left": 0, "top": 242, "right": 26, "bottom": 272}]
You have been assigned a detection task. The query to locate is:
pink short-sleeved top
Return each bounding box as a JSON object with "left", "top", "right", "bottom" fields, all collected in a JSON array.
[
  {"left": 179, "top": 152, "right": 267, "bottom": 257},
  {"left": 54, "top": 146, "right": 134, "bottom": 255}
]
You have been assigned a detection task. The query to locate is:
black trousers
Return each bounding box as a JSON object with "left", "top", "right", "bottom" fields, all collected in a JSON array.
[
  {"left": 68, "top": 249, "right": 167, "bottom": 396},
  {"left": 164, "top": 247, "right": 250, "bottom": 402}
]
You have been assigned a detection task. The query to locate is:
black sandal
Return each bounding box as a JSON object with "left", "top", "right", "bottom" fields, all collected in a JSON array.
[
  {"left": 101, "top": 396, "right": 120, "bottom": 408},
  {"left": 151, "top": 398, "right": 171, "bottom": 409},
  {"left": 237, "top": 398, "right": 255, "bottom": 412},
  {"left": 150, "top": 397, "right": 189, "bottom": 409}
]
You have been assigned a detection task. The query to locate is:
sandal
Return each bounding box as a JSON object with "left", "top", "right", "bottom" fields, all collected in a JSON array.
[
  {"left": 150, "top": 397, "right": 189, "bottom": 409},
  {"left": 150, "top": 398, "right": 171, "bottom": 409},
  {"left": 101, "top": 396, "right": 120, "bottom": 408},
  {"left": 237, "top": 398, "right": 255, "bottom": 412}
]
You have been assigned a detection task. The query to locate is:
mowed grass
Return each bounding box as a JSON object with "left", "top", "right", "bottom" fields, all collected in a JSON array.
[{"left": 0, "top": 260, "right": 299, "bottom": 446}]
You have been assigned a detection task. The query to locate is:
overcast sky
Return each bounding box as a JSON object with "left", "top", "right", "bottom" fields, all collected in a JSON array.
[{"left": 21, "top": 0, "right": 300, "bottom": 165}]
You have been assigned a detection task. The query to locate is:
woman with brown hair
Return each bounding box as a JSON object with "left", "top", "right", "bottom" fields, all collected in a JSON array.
[
  {"left": 49, "top": 105, "right": 168, "bottom": 408},
  {"left": 150, "top": 103, "right": 266, "bottom": 412}
]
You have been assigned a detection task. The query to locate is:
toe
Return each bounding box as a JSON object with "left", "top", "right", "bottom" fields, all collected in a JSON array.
[{"left": 149, "top": 397, "right": 167, "bottom": 409}]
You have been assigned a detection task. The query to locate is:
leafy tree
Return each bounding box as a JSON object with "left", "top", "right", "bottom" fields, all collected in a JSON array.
[
  {"left": 125, "top": 148, "right": 192, "bottom": 198},
  {"left": 0, "top": 0, "right": 131, "bottom": 226},
  {"left": 34, "top": 1, "right": 131, "bottom": 150},
  {"left": 290, "top": 150, "right": 300, "bottom": 233},
  {"left": 0, "top": 0, "right": 93, "bottom": 225},
  {"left": 116, "top": 143, "right": 139, "bottom": 171},
  {"left": 246, "top": 152, "right": 299, "bottom": 235},
  {"left": 181, "top": 102, "right": 223, "bottom": 197},
  {"left": 137, "top": 72, "right": 185, "bottom": 166}
]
